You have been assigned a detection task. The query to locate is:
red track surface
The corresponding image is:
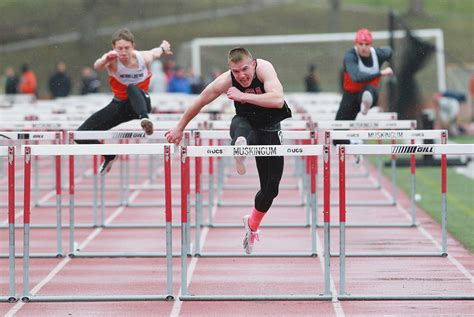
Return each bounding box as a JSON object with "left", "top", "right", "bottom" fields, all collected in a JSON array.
[{"left": 0, "top": 154, "right": 473, "bottom": 316}]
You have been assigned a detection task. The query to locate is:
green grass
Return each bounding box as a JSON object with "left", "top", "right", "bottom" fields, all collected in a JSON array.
[
  {"left": 451, "top": 135, "right": 474, "bottom": 144},
  {"left": 377, "top": 159, "right": 474, "bottom": 252}
]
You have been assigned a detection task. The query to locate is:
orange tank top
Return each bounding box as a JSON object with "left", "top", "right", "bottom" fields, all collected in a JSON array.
[{"left": 109, "top": 50, "right": 151, "bottom": 100}]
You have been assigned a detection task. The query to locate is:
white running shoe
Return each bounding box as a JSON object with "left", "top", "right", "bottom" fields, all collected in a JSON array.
[
  {"left": 99, "top": 156, "right": 118, "bottom": 175},
  {"left": 242, "top": 215, "right": 259, "bottom": 255},
  {"left": 234, "top": 136, "right": 247, "bottom": 175},
  {"left": 140, "top": 118, "right": 154, "bottom": 135},
  {"left": 360, "top": 91, "right": 373, "bottom": 115}
]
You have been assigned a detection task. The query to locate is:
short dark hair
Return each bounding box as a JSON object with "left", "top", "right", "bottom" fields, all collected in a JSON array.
[
  {"left": 112, "top": 28, "right": 135, "bottom": 45},
  {"left": 228, "top": 47, "right": 253, "bottom": 64}
]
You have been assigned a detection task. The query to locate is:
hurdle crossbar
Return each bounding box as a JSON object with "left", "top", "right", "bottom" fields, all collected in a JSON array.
[{"left": 338, "top": 143, "right": 474, "bottom": 300}]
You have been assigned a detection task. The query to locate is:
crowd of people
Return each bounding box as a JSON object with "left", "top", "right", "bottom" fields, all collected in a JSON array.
[{"left": 2, "top": 58, "right": 220, "bottom": 99}]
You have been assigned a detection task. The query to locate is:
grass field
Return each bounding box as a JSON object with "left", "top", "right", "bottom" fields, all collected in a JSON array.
[{"left": 375, "top": 136, "right": 473, "bottom": 252}]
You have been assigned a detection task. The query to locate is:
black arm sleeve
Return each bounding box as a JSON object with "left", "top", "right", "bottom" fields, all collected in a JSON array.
[{"left": 375, "top": 47, "right": 393, "bottom": 64}]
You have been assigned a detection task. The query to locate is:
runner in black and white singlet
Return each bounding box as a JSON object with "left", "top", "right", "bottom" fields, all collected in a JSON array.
[{"left": 166, "top": 47, "right": 292, "bottom": 255}]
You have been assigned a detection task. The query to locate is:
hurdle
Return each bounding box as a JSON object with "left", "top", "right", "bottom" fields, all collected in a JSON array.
[
  {"left": 0, "top": 132, "right": 64, "bottom": 258},
  {"left": 192, "top": 130, "right": 316, "bottom": 233},
  {"left": 338, "top": 143, "right": 474, "bottom": 300},
  {"left": 181, "top": 143, "right": 328, "bottom": 258},
  {"left": 21, "top": 143, "right": 174, "bottom": 302},
  {"left": 327, "top": 129, "right": 447, "bottom": 210},
  {"left": 0, "top": 146, "right": 17, "bottom": 302},
  {"left": 179, "top": 144, "right": 332, "bottom": 300},
  {"left": 315, "top": 120, "right": 416, "bottom": 188},
  {"left": 0, "top": 131, "right": 62, "bottom": 210},
  {"left": 204, "top": 119, "right": 311, "bottom": 201},
  {"left": 67, "top": 130, "right": 191, "bottom": 226}
]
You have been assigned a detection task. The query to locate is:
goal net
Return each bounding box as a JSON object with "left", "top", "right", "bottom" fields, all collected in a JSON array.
[{"left": 179, "top": 29, "right": 445, "bottom": 101}]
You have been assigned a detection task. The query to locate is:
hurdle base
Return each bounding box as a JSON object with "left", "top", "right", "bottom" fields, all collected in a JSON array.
[
  {"left": 338, "top": 294, "right": 474, "bottom": 301},
  {"left": 194, "top": 252, "right": 318, "bottom": 257},
  {"left": 180, "top": 294, "right": 332, "bottom": 301},
  {"left": 21, "top": 294, "right": 174, "bottom": 302},
  {"left": 330, "top": 252, "right": 445, "bottom": 257},
  {"left": 1, "top": 296, "right": 18, "bottom": 303}
]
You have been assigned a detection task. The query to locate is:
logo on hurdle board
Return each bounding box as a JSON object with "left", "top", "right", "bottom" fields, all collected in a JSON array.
[
  {"left": 410, "top": 132, "right": 426, "bottom": 138},
  {"left": 348, "top": 122, "right": 379, "bottom": 129},
  {"left": 391, "top": 145, "right": 434, "bottom": 154},
  {"left": 368, "top": 131, "right": 404, "bottom": 139},
  {"left": 207, "top": 148, "right": 223, "bottom": 155},
  {"left": 0, "top": 134, "right": 11, "bottom": 140},
  {"left": 346, "top": 132, "right": 360, "bottom": 138},
  {"left": 287, "top": 148, "right": 303, "bottom": 154},
  {"left": 233, "top": 146, "right": 277, "bottom": 156},
  {"left": 112, "top": 132, "right": 146, "bottom": 139}
]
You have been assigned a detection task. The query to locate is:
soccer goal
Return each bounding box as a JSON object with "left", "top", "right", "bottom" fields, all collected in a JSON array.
[{"left": 183, "top": 29, "right": 445, "bottom": 93}]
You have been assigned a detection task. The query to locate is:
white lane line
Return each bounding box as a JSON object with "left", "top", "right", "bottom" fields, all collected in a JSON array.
[
  {"left": 1, "top": 171, "right": 90, "bottom": 225},
  {"left": 380, "top": 185, "right": 473, "bottom": 282},
  {"left": 5, "top": 181, "right": 145, "bottom": 316},
  {"left": 169, "top": 203, "right": 216, "bottom": 317},
  {"left": 315, "top": 230, "right": 345, "bottom": 317}
]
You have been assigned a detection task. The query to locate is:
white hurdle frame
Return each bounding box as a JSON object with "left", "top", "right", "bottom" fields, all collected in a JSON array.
[
  {"left": 0, "top": 131, "right": 62, "bottom": 210},
  {"left": 181, "top": 143, "right": 328, "bottom": 258},
  {"left": 327, "top": 129, "right": 447, "bottom": 211},
  {"left": 21, "top": 143, "right": 174, "bottom": 302},
  {"left": 315, "top": 120, "right": 417, "bottom": 193},
  {"left": 338, "top": 143, "right": 474, "bottom": 300},
  {"left": 180, "top": 144, "right": 331, "bottom": 300},
  {"left": 193, "top": 130, "right": 316, "bottom": 231},
  {"left": 0, "top": 132, "right": 64, "bottom": 259},
  {"left": 0, "top": 146, "right": 17, "bottom": 302},
  {"left": 69, "top": 130, "right": 191, "bottom": 228}
]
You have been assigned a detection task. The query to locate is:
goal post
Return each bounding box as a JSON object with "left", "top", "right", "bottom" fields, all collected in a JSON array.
[{"left": 188, "top": 29, "right": 445, "bottom": 93}]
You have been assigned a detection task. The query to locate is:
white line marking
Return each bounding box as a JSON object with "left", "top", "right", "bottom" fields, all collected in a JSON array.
[
  {"left": 380, "top": 186, "right": 473, "bottom": 282},
  {"left": 5, "top": 180, "right": 146, "bottom": 316},
  {"left": 315, "top": 230, "right": 345, "bottom": 317},
  {"left": 169, "top": 203, "right": 217, "bottom": 317}
]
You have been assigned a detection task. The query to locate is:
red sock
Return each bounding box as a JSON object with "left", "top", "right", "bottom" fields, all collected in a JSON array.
[{"left": 248, "top": 207, "right": 265, "bottom": 231}]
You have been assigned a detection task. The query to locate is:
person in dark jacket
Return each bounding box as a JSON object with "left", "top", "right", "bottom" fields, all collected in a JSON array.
[{"left": 49, "top": 61, "right": 72, "bottom": 98}]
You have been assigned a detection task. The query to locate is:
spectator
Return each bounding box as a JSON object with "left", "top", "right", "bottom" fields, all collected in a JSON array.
[
  {"left": 19, "top": 63, "right": 37, "bottom": 95},
  {"left": 205, "top": 66, "right": 222, "bottom": 85},
  {"left": 167, "top": 65, "right": 191, "bottom": 93},
  {"left": 49, "top": 61, "right": 72, "bottom": 98},
  {"left": 304, "top": 64, "right": 321, "bottom": 92},
  {"left": 187, "top": 66, "right": 205, "bottom": 94},
  {"left": 4, "top": 66, "right": 19, "bottom": 94},
  {"left": 80, "top": 66, "right": 101, "bottom": 95}
]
